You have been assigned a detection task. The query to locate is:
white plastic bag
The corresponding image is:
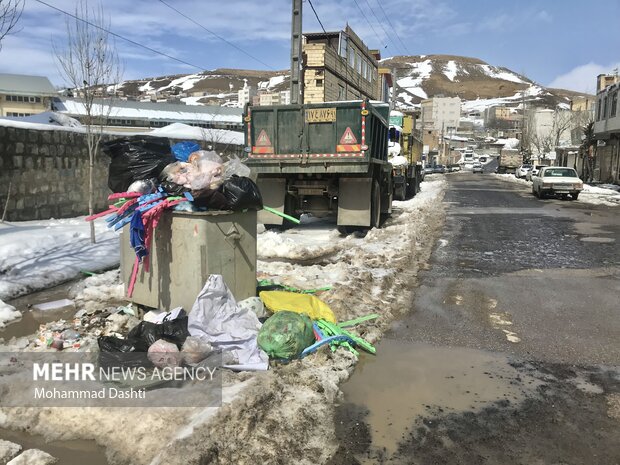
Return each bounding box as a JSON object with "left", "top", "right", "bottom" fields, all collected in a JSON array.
[
  {"left": 188, "top": 275, "right": 268, "bottom": 371},
  {"left": 181, "top": 336, "right": 213, "bottom": 365}
]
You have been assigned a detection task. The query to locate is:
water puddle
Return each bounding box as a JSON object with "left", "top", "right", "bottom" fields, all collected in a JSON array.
[
  {"left": 0, "top": 281, "right": 77, "bottom": 341},
  {"left": 0, "top": 428, "right": 109, "bottom": 464},
  {"left": 340, "top": 340, "right": 541, "bottom": 461}
]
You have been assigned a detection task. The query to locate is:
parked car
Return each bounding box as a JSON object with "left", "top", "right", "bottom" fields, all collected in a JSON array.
[
  {"left": 526, "top": 165, "right": 548, "bottom": 182},
  {"left": 448, "top": 164, "right": 461, "bottom": 172},
  {"left": 424, "top": 166, "right": 435, "bottom": 175},
  {"left": 515, "top": 164, "right": 532, "bottom": 178},
  {"left": 531, "top": 167, "right": 583, "bottom": 200},
  {"left": 478, "top": 156, "right": 487, "bottom": 163},
  {"left": 472, "top": 162, "right": 483, "bottom": 173},
  {"left": 433, "top": 164, "right": 446, "bottom": 174}
]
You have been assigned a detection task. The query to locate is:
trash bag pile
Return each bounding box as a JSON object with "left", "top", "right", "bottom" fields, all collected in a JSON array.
[{"left": 97, "top": 274, "right": 269, "bottom": 372}]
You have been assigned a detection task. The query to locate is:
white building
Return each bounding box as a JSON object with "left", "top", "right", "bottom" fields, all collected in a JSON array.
[
  {"left": 421, "top": 96, "right": 461, "bottom": 133},
  {"left": 237, "top": 84, "right": 257, "bottom": 107}
]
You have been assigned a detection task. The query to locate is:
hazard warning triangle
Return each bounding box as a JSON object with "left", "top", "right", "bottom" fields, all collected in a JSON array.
[
  {"left": 256, "top": 129, "right": 272, "bottom": 147},
  {"left": 339, "top": 127, "right": 358, "bottom": 145}
]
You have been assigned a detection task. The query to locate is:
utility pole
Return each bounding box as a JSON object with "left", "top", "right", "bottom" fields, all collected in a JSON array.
[{"left": 290, "top": 0, "right": 303, "bottom": 104}]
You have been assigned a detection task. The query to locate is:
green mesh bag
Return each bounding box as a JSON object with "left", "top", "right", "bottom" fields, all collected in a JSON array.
[{"left": 258, "top": 311, "right": 315, "bottom": 359}]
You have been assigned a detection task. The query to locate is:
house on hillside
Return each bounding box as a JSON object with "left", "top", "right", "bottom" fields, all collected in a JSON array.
[
  {"left": 302, "top": 25, "right": 379, "bottom": 103},
  {"left": 0, "top": 74, "right": 57, "bottom": 117},
  {"left": 593, "top": 80, "right": 620, "bottom": 183}
]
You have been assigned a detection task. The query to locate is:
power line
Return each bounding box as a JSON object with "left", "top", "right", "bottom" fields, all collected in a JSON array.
[
  {"left": 362, "top": 0, "right": 402, "bottom": 54},
  {"left": 156, "top": 0, "right": 274, "bottom": 70},
  {"left": 33, "top": 0, "right": 207, "bottom": 71},
  {"left": 307, "top": 0, "right": 326, "bottom": 34},
  {"left": 374, "top": 0, "right": 411, "bottom": 55},
  {"left": 350, "top": 0, "right": 386, "bottom": 49}
]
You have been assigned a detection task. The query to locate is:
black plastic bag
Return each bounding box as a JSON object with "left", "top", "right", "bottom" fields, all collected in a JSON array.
[
  {"left": 219, "top": 176, "right": 263, "bottom": 210},
  {"left": 97, "top": 336, "right": 151, "bottom": 369},
  {"left": 102, "top": 136, "right": 175, "bottom": 193},
  {"left": 126, "top": 317, "right": 191, "bottom": 351},
  {"left": 192, "top": 187, "right": 230, "bottom": 210}
]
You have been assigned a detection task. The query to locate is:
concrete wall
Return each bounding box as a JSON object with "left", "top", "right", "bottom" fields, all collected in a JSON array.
[{"left": 0, "top": 124, "right": 243, "bottom": 222}]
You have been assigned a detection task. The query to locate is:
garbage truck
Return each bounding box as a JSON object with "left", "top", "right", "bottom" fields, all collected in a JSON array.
[
  {"left": 244, "top": 100, "right": 393, "bottom": 233},
  {"left": 497, "top": 148, "right": 522, "bottom": 174}
]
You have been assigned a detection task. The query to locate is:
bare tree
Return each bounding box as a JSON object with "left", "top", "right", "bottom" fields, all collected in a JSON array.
[
  {"left": 54, "top": 0, "right": 122, "bottom": 243},
  {"left": 550, "top": 110, "right": 573, "bottom": 148},
  {"left": 581, "top": 121, "right": 597, "bottom": 182},
  {"left": 0, "top": 0, "right": 23, "bottom": 50}
]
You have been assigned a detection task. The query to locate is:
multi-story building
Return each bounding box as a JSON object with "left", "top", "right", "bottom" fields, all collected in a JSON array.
[
  {"left": 597, "top": 73, "right": 619, "bottom": 93},
  {"left": 302, "top": 25, "right": 379, "bottom": 104},
  {"left": 421, "top": 97, "right": 461, "bottom": 132},
  {"left": 0, "top": 73, "right": 57, "bottom": 117},
  {"left": 593, "top": 81, "right": 620, "bottom": 183},
  {"left": 238, "top": 85, "right": 257, "bottom": 107}
]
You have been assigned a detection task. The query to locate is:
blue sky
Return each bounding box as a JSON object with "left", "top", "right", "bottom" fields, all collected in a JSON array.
[{"left": 0, "top": 0, "right": 618, "bottom": 94}]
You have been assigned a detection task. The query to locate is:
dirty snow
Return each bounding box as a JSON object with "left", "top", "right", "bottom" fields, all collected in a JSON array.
[
  {"left": 0, "top": 180, "right": 447, "bottom": 465},
  {"left": 0, "top": 299, "right": 21, "bottom": 328},
  {"left": 148, "top": 122, "right": 244, "bottom": 145},
  {"left": 0, "top": 218, "right": 120, "bottom": 301}
]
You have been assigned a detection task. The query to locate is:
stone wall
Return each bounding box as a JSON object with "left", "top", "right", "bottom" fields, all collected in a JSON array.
[
  {"left": 0, "top": 125, "right": 111, "bottom": 221},
  {"left": 0, "top": 124, "right": 245, "bottom": 222}
]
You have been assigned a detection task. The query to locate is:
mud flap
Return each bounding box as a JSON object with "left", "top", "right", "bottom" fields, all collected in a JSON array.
[
  {"left": 257, "top": 177, "right": 286, "bottom": 225},
  {"left": 337, "top": 177, "right": 372, "bottom": 227}
]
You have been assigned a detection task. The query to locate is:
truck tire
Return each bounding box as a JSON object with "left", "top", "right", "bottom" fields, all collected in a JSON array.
[
  {"left": 571, "top": 192, "right": 579, "bottom": 200},
  {"left": 371, "top": 180, "right": 381, "bottom": 228}
]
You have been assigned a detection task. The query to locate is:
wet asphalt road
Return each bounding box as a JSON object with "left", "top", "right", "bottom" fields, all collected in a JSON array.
[{"left": 330, "top": 172, "right": 620, "bottom": 465}]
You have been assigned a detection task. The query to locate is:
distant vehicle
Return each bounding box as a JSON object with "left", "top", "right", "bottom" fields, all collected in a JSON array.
[
  {"left": 433, "top": 165, "right": 446, "bottom": 174},
  {"left": 497, "top": 148, "right": 521, "bottom": 174},
  {"left": 532, "top": 167, "right": 583, "bottom": 200},
  {"left": 424, "top": 166, "right": 435, "bottom": 175},
  {"left": 472, "top": 162, "right": 484, "bottom": 174},
  {"left": 478, "top": 156, "right": 487, "bottom": 163},
  {"left": 448, "top": 164, "right": 461, "bottom": 172},
  {"left": 515, "top": 164, "right": 532, "bottom": 178},
  {"left": 526, "top": 165, "right": 548, "bottom": 182}
]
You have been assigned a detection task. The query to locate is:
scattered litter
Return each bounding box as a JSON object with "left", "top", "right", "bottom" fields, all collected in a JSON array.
[
  {"left": 181, "top": 336, "right": 213, "bottom": 365},
  {"left": 258, "top": 311, "right": 315, "bottom": 360},
  {"left": 259, "top": 291, "right": 336, "bottom": 323},
  {"left": 148, "top": 339, "right": 182, "bottom": 368},
  {"left": 237, "top": 296, "right": 269, "bottom": 319}
]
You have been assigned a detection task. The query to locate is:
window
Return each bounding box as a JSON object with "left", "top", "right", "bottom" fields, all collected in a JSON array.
[
  {"left": 7, "top": 112, "right": 32, "bottom": 117},
  {"left": 348, "top": 48, "right": 355, "bottom": 68},
  {"left": 356, "top": 52, "right": 362, "bottom": 74},
  {"left": 338, "top": 34, "right": 348, "bottom": 58},
  {"left": 611, "top": 91, "right": 618, "bottom": 118},
  {"left": 316, "top": 79, "right": 323, "bottom": 87},
  {"left": 597, "top": 98, "right": 602, "bottom": 121},
  {"left": 603, "top": 96, "right": 609, "bottom": 118},
  {"left": 338, "top": 85, "right": 345, "bottom": 100}
]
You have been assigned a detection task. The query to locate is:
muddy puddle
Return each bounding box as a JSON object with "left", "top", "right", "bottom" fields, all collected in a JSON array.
[
  {"left": 0, "top": 281, "right": 77, "bottom": 340},
  {"left": 339, "top": 340, "right": 542, "bottom": 461},
  {"left": 0, "top": 427, "right": 109, "bottom": 464}
]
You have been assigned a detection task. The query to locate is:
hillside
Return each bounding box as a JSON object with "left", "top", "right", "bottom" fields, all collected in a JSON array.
[{"left": 115, "top": 55, "right": 592, "bottom": 111}]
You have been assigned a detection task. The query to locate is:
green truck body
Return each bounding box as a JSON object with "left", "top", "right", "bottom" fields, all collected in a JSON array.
[{"left": 245, "top": 100, "right": 393, "bottom": 230}]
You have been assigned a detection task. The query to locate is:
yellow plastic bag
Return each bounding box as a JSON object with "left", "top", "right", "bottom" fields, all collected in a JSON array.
[{"left": 259, "top": 291, "right": 336, "bottom": 323}]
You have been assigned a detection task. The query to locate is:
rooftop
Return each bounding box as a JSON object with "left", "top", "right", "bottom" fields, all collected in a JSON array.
[{"left": 0, "top": 73, "right": 57, "bottom": 96}]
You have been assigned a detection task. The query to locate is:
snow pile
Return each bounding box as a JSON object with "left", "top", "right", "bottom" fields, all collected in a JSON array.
[
  {"left": 0, "top": 299, "right": 21, "bottom": 328},
  {"left": 443, "top": 60, "right": 458, "bottom": 81},
  {"left": 388, "top": 142, "right": 402, "bottom": 158},
  {"left": 389, "top": 155, "right": 409, "bottom": 166},
  {"left": 0, "top": 218, "right": 120, "bottom": 300},
  {"left": 148, "top": 123, "right": 244, "bottom": 146}
]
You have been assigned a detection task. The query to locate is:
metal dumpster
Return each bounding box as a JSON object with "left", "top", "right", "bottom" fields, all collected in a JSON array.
[{"left": 120, "top": 210, "right": 257, "bottom": 312}]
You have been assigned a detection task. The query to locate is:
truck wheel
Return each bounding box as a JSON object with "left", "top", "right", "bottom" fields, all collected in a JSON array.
[
  {"left": 571, "top": 193, "right": 579, "bottom": 200},
  {"left": 371, "top": 180, "right": 381, "bottom": 228}
]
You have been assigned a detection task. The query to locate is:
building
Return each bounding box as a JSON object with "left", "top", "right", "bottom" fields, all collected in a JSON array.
[
  {"left": 238, "top": 85, "right": 257, "bottom": 107},
  {"left": 593, "top": 81, "right": 620, "bottom": 183},
  {"left": 53, "top": 98, "right": 243, "bottom": 132},
  {"left": 0, "top": 73, "right": 57, "bottom": 117},
  {"left": 597, "top": 73, "right": 620, "bottom": 93},
  {"left": 421, "top": 97, "right": 461, "bottom": 132},
  {"left": 376, "top": 66, "right": 392, "bottom": 103},
  {"left": 302, "top": 25, "right": 379, "bottom": 104}
]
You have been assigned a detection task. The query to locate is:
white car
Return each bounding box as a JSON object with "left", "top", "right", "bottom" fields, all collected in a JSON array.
[
  {"left": 531, "top": 167, "right": 583, "bottom": 200},
  {"left": 526, "top": 165, "right": 548, "bottom": 182},
  {"left": 515, "top": 164, "right": 532, "bottom": 178}
]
